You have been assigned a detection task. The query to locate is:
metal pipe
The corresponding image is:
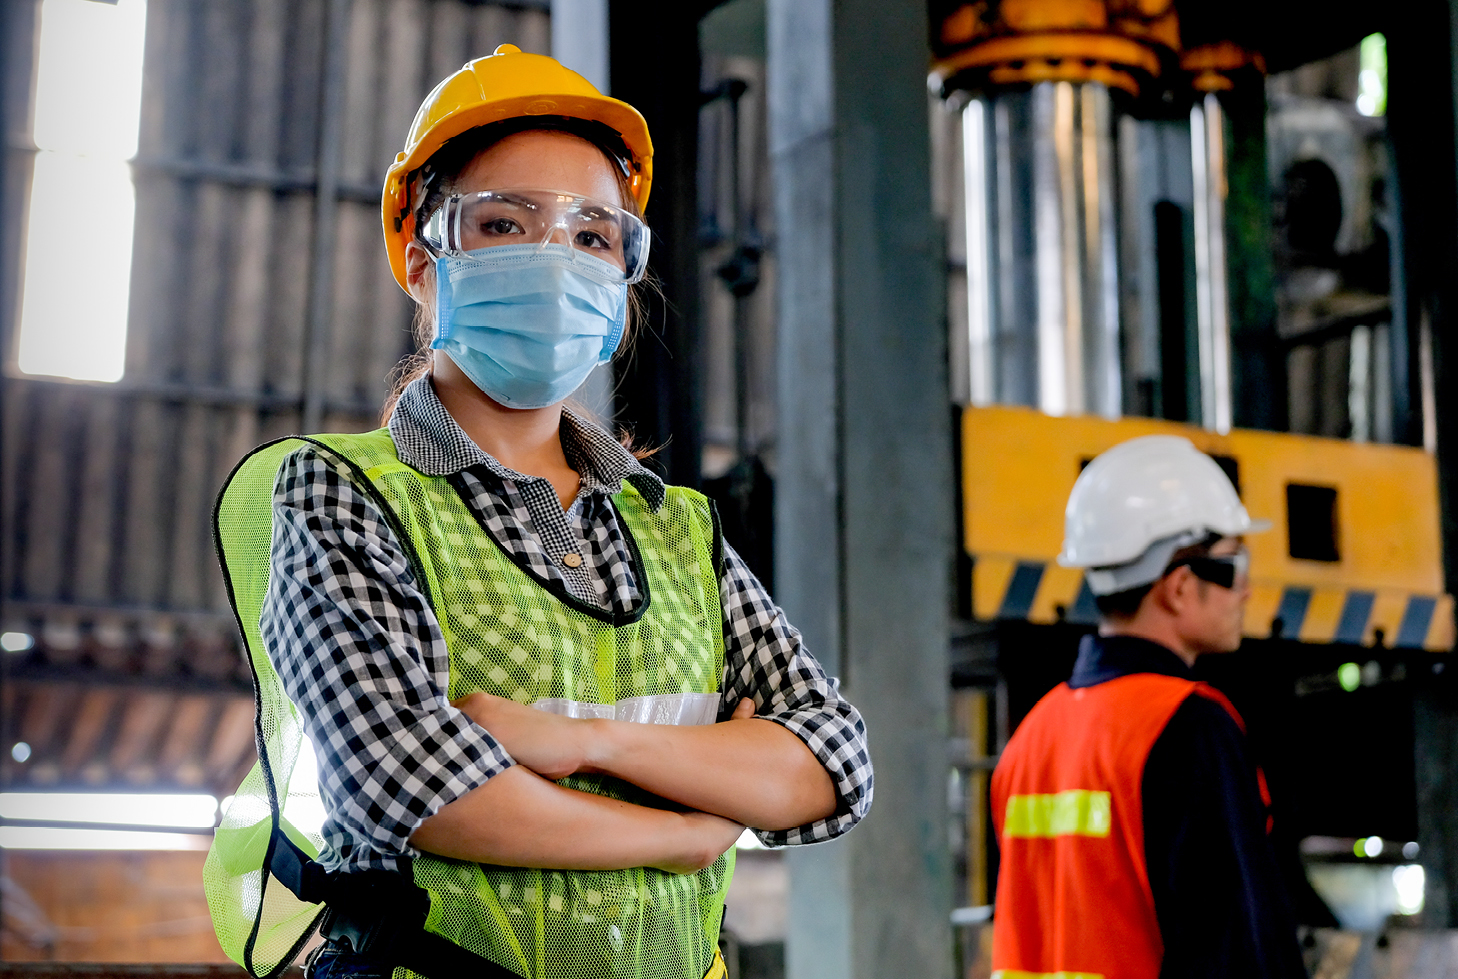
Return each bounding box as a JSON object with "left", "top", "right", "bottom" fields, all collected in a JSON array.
[
  {"left": 962, "top": 98, "right": 993, "bottom": 406},
  {"left": 1054, "top": 81, "right": 1084, "bottom": 416},
  {"left": 993, "top": 100, "right": 1021, "bottom": 404},
  {"left": 4, "top": 375, "right": 378, "bottom": 416},
  {"left": 963, "top": 82, "right": 1121, "bottom": 418},
  {"left": 130, "top": 156, "right": 377, "bottom": 203},
  {"left": 1190, "top": 93, "right": 1232, "bottom": 433},
  {"left": 301, "top": 0, "right": 351, "bottom": 436},
  {"left": 1083, "top": 85, "right": 1121, "bottom": 419},
  {"left": 1033, "top": 83, "right": 1068, "bottom": 415},
  {"left": 728, "top": 84, "right": 751, "bottom": 459}
]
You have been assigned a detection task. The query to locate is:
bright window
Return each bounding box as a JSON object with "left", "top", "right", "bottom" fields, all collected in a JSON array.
[
  {"left": 0, "top": 791, "right": 216, "bottom": 851},
  {"left": 16, "top": 0, "right": 148, "bottom": 382}
]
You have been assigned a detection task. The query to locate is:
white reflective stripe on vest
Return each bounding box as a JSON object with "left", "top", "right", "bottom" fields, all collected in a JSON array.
[{"left": 532, "top": 692, "right": 722, "bottom": 726}]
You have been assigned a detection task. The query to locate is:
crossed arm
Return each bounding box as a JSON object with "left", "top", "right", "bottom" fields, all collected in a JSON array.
[
  {"left": 266, "top": 445, "right": 857, "bottom": 879},
  {"left": 409, "top": 694, "right": 838, "bottom": 873}
]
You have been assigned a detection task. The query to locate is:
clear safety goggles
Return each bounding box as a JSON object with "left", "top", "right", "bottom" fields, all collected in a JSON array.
[{"left": 420, "top": 189, "right": 650, "bottom": 283}]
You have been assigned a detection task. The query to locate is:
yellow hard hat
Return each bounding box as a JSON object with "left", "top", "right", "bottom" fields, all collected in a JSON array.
[{"left": 381, "top": 43, "right": 653, "bottom": 293}]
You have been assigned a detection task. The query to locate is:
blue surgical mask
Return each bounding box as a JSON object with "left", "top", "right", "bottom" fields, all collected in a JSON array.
[{"left": 431, "top": 243, "right": 628, "bottom": 409}]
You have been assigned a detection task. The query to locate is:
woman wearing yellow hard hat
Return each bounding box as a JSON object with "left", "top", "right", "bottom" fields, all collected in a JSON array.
[{"left": 204, "top": 44, "right": 871, "bottom": 979}]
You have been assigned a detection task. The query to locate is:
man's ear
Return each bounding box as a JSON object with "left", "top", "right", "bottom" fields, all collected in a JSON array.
[
  {"left": 405, "top": 241, "right": 434, "bottom": 303},
  {"left": 1149, "top": 569, "right": 1189, "bottom": 617}
]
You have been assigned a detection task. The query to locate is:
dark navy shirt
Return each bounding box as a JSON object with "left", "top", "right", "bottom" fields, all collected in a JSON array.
[{"left": 1069, "top": 634, "right": 1307, "bottom": 979}]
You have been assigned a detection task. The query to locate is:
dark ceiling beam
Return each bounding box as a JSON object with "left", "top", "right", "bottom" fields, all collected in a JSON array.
[{"left": 1175, "top": 0, "right": 1381, "bottom": 73}]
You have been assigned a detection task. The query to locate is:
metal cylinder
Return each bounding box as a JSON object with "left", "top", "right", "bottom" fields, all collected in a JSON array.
[
  {"left": 963, "top": 81, "right": 1121, "bottom": 418},
  {"left": 1190, "top": 92, "right": 1233, "bottom": 433}
]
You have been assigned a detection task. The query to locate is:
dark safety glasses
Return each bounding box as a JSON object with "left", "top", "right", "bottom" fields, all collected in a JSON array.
[{"left": 1166, "top": 548, "right": 1250, "bottom": 589}]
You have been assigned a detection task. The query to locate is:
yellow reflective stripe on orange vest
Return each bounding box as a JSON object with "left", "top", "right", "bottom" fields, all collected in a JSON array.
[
  {"left": 991, "top": 972, "right": 1104, "bottom": 979},
  {"left": 1003, "top": 790, "right": 1112, "bottom": 838}
]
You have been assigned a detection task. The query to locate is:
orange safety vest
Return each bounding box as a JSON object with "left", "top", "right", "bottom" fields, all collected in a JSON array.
[{"left": 989, "top": 673, "right": 1269, "bottom": 979}]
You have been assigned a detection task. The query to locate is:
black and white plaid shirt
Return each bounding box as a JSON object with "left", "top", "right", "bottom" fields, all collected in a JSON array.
[{"left": 260, "top": 376, "right": 872, "bottom": 873}]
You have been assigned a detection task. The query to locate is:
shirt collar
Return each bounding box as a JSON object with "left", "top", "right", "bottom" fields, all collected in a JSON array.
[
  {"left": 387, "top": 375, "right": 666, "bottom": 509},
  {"left": 1067, "top": 633, "right": 1195, "bottom": 689}
]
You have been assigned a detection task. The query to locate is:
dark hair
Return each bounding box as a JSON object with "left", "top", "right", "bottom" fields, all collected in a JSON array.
[
  {"left": 1093, "top": 533, "right": 1223, "bottom": 620},
  {"left": 1093, "top": 583, "right": 1156, "bottom": 619},
  {"left": 379, "top": 119, "right": 655, "bottom": 457}
]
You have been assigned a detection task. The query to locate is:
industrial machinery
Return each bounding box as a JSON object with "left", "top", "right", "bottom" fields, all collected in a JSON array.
[{"left": 928, "top": 0, "right": 1437, "bottom": 928}]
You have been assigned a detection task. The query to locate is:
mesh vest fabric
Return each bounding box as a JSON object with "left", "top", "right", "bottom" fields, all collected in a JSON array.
[{"left": 204, "top": 431, "right": 734, "bottom": 979}]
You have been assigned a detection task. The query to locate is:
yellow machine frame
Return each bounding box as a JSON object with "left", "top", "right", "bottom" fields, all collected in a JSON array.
[{"left": 962, "top": 407, "right": 1454, "bottom": 651}]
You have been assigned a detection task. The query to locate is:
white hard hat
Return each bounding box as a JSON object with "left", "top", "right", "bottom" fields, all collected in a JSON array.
[{"left": 1059, "top": 435, "right": 1270, "bottom": 591}]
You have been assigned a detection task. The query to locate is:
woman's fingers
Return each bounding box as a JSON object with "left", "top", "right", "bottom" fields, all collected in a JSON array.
[
  {"left": 451, "top": 692, "right": 588, "bottom": 780},
  {"left": 731, "top": 696, "right": 756, "bottom": 719}
]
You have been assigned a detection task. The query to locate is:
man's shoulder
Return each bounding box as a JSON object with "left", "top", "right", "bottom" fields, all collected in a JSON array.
[{"left": 1157, "top": 690, "right": 1250, "bottom": 758}]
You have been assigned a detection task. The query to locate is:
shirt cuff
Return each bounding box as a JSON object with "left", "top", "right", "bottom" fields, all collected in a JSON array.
[
  {"left": 336, "top": 706, "right": 517, "bottom": 861},
  {"left": 752, "top": 709, "right": 874, "bottom": 846}
]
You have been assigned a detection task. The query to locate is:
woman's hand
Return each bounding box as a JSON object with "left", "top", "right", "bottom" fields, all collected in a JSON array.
[
  {"left": 451, "top": 689, "right": 829, "bottom": 832},
  {"left": 453, "top": 692, "right": 758, "bottom": 781},
  {"left": 452, "top": 692, "right": 589, "bottom": 780},
  {"left": 581, "top": 695, "right": 838, "bottom": 830},
  {"left": 410, "top": 765, "right": 744, "bottom": 873}
]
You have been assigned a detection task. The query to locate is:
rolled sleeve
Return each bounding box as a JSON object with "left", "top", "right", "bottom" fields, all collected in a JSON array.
[
  {"left": 259, "top": 445, "right": 514, "bottom": 873},
  {"left": 717, "top": 545, "right": 873, "bottom": 845}
]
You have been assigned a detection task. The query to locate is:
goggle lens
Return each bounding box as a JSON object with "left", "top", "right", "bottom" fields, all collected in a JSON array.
[
  {"left": 1172, "top": 549, "right": 1250, "bottom": 589},
  {"left": 421, "top": 189, "right": 649, "bottom": 283}
]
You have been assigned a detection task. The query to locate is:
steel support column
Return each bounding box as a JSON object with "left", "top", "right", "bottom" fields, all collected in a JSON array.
[
  {"left": 607, "top": 0, "right": 707, "bottom": 487},
  {"left": 1221, "top": 84, "right": 1285, "bottom": 432},
  {"left": 768, "top": 0, "right": 953, "bottom": 975},
  {"left": 1391, "top": 0, "right": 1458, "bottom": 926}
]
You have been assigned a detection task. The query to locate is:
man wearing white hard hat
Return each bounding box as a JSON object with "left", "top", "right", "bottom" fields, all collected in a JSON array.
[{"left": 989, "top": 435, "right": 1306, "bottom": 979}]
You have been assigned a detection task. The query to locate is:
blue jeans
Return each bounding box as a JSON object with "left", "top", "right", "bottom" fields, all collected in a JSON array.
[{"left": 305, "top": 940, "right": 392, "bottom": 979}]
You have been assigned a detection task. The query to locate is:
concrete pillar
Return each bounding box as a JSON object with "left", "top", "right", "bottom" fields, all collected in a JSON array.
[{"left": 767, "top": 0, "right": 954, "bottom": 976}]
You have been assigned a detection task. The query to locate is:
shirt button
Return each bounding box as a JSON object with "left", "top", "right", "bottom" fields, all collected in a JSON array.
[{"left": 561, "top": 553, "right": 583, "bottom": 568}]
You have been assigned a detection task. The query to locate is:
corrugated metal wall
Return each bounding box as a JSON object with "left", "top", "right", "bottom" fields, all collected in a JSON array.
[{"left": 1, "top": 0, "right": 550, "bottom": 796}]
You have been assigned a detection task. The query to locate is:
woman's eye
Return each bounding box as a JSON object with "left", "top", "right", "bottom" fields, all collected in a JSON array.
[
  {"left": 575, "top": 230, "right": 611, "bottom": 249},
  {"left": 481, "top": 218, "right": 523, "bottom": 236}
]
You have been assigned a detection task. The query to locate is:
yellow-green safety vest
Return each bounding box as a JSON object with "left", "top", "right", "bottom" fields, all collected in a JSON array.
[{"left": 203, "top": 430, "right": 735, "bottom": 979}]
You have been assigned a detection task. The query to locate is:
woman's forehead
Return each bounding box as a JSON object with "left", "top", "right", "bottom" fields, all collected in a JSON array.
[{"left": 454, "top": 130, "right": 623, "bottom": 205}]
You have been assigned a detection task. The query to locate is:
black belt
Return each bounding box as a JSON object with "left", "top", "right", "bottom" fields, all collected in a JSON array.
[{"left": 269, "top": 827, "right": 522, "bottom": 979}]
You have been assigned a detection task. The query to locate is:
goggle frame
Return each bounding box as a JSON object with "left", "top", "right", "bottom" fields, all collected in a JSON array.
[{"left": 419, "top": 188, "right": 650, "bottom": 284}]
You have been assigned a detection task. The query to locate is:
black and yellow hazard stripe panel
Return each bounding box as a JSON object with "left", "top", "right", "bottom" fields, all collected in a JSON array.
[{"left": 963, "top": 407, "right": 1456, "bottom": 652}]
